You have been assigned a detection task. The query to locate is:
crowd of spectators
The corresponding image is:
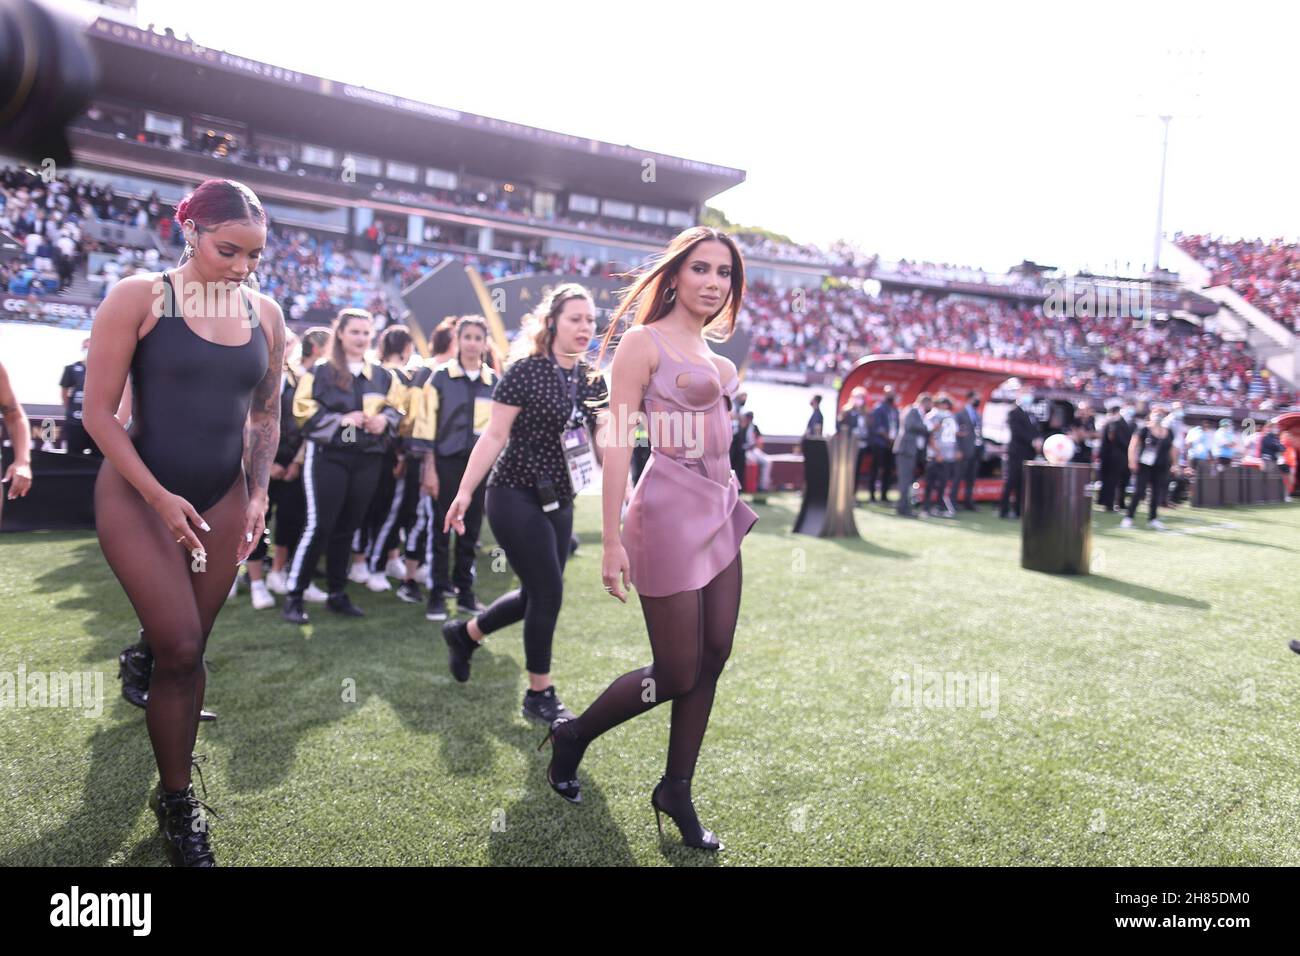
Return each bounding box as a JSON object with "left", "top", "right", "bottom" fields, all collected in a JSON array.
[
  {"left": 1175, "top": 233, "right": 1300, "bottom": 333},
  {"left": 740, "top": 281, "right": 1295, "bottom": 410}
]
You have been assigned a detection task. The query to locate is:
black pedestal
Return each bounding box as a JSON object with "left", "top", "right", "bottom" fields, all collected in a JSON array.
[
  {"left": 794, "top": 432, "right": 859, "bottom": 537},
  {"left": 1021, "top": 461, "right": 1091, "bottom": 574},
  {"left": 0, "top": 445, "right": 101, "bottom": 532}
]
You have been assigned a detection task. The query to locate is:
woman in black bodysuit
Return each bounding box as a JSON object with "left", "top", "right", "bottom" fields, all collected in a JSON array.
[{"left": 84, "top": 179, "right": 285, "bottom": 867}]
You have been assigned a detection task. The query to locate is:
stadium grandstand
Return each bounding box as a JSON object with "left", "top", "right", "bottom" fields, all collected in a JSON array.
[{"left": 1, "top": 14, "right": 1296, "bottom": 427}]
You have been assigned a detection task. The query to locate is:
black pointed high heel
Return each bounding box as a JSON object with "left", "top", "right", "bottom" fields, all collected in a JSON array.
[
  {"left": 651, "top": 776, "right": 722, "bottom": 851},
  {"left": 537, "top": 718, "right": 583, "bottom": 804}
]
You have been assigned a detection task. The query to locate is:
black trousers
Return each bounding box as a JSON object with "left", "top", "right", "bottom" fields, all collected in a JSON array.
[
  {"left": 476, "top": 485, "right": 573, "bottom": 675},
  {"left": 249, "top": 474, "right": 306, "bottom": 562},
  {"left": 1099, "top": 459, "right": 1131, "bottom": 510},
  {"left": 362, "top": 460, "right": 420, "bottom": 573},
  {"left": 432, "top": 454, "right": 486, "bottom": 596},
  {"left": 955, "top": 450, "right": 979, "bottom": 506},
  {"left": 895, "top": 453, "right": 918, "bottom": 515},
  {"left": 868, "top": 445, "right": 894, "bottom": 499},
  {"left": 925, "top": 459, "right": 954, "bottom": 511},
  {"left": 631, "top": 442, "right": 652, "bottom": 488},
  {"left": 1127, "top": 464, "right": 1169, "bottom": 521},
  {"left": 1000, "top": 456, "right": 1029, "bottom": 517},
  {"left": 850, "top": 445, "right": 868, "bottom": 490},
  {"left": 288, "top": 445, "right": 383, "bottom": 596},
  {"left": 354, "top": 448, "right": 398, "bottom": 562}
]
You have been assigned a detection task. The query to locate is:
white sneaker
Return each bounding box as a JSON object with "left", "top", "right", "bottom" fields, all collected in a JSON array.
[
  {"left": 266, "top": 569, "right": 289, "bottom": 594},
  {"left": 384, "top": 557, "right": 406, "bottom": 580},
  {"left": 250, "top": 581, "right": 275, "bottom": 610},
  {"left": 366, "top": 572, "right": 392, "bottom": 592},
  {"left": 1149, "top": 519, "right": 1167, "bottom": 531},
  {"left": 303, "top": 583, "right": 329, "bottom": 603},
  {"left": 348, "top": 562, "right": 370, "bottom": 585},
  {"left": 1120, "top": 517, "right": 1133, "bottom": 529}
]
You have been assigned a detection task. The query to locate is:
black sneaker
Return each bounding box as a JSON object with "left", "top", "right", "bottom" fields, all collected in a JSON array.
[
  {"left": 282, "top": 595, "right": 309, "bottom": 625},
  {"left": 327, "top": 591, "right": 365, "bottom": 617},
  {"left": 396, "top": 580, "right": 423, "bottom": 604},
  {"left": 425, "top": 594, "right": 448, "bottom": 621},
  {"left": 442, "top": 618, "right": 480, "bottom": 683},
  {"left": 522, "top": 686, "right": 576, "bottom": 726},
  {"left": 457, "top": 590, "right": 487, "bottom": 614}
]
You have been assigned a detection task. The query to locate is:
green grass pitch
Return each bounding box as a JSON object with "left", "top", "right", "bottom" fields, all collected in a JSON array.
[{"left": 1, "top": 497, "right": 1297, "bottom": 866}]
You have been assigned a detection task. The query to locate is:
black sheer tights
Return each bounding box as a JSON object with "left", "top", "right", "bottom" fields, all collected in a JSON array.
[
  {"left": 556, "top": 553, "right": 742, "bottom": 792},
  {"left": 96, "top": 462, "right": 247, "bottom": 791}
]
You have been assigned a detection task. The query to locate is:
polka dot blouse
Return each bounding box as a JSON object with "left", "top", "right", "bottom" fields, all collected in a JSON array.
[{"left": 488, "top": 354, "right": 609, "bottom": 500}]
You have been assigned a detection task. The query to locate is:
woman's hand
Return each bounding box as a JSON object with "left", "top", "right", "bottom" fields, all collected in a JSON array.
[
  {"left": 362, "top": 414, "right": 387, "bottom": 435},
  {"left": 150, "top": 490, "right": 208, "bottom": 554},
  {"left": 421, "top": 458, "right": 440, "bottom": 499},
  {"left": 601, "top": 540, "right": 632, "bottom": 603},
  {"left": 284, "top": 461, "right": 301, "bottom": 482},
  {"left": 237, "top": 493, "right": 267, "bottom": 563},
  {"left": 393, "top": 456, "right": 406, "bottom": 479},
  {"left": 442, "top": 488, "right": 471, "bottom": 534},
  {"left": 341, "top": 410, "right": 366, "bottom": 429},
  {"left": 269, "top": 462, "right": 286, "bottom": 481},
  {"left": 3, "top": 461, "right": 32, "bottom": 499}
]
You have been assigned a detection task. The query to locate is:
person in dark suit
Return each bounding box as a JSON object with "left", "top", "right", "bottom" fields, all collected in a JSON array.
[
  {"left": 867, "top": 385, "right": 900, "bottom": 502},
  {"left": 999, "top": 392, "right": 1041, "bottom": 519},
  {"left": 953, "top": 390, "right": 982, "bottom": 510},
  {"left": 1098, "top": 399, "right": 1133, "bottom": 511},
  {"left": 893, "top": 391, "right": 932, "bottom": 517},
  {"left": 805, "top": 394, "right": 824, "bottom": 437}
]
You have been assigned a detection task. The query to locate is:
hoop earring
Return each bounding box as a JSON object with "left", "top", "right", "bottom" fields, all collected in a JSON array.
[{"left": 664, "top": 287, "right": 676, "bottom": 305}]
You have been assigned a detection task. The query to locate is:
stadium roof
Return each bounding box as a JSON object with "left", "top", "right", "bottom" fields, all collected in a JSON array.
[{"left": 84, "top": 19, "right": 746, "bottom": 207}]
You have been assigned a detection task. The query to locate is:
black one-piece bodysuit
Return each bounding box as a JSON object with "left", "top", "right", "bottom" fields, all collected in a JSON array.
[{"left": 128, "top": 271, "right": 269, "bottom": 512}]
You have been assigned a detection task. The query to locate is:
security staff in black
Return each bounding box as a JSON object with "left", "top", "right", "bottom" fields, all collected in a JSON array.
[
  {"left": 59, "top": 344, "right": 100, "bottom": 456},
  {"left": 410, "top": 319, "right": 497, "bottom": 620},
  {"left": 283, "top": 310, "right": 405, "bottom": 624}
]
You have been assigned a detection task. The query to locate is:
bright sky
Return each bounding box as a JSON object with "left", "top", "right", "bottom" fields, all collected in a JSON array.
[{"left": 116, "top": 0, "right": 1299, "bottom": 275}]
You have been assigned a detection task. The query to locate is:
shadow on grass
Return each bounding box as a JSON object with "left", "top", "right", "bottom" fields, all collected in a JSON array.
[
  {"left": 15, "top": 534, "right": 615, "bottom": 863},
  {"left": 0, "top": 704, "right": 158, "bottom": 866},
  {"left": 1062, "top": 574, "right": 1210, "bottom": 610},
  {"left": 1191, "top": 535, "right": 1296, "bottom": 553},
  {"left": 12, "top": 523, "right": 732, "bottom": 864},
  {"left": 821, "top": 534, "right": 916, "bottom": 560}
]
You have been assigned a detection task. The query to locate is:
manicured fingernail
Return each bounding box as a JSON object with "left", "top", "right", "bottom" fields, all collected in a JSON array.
[
  {"left": 202, "top": 522, "right": 211, "bottom": 531},
  {"left": 245, "top": 532, "right": 253, "bottom": 542}
]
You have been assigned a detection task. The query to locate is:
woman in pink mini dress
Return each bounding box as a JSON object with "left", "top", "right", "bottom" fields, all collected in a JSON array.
[{"left": 539, "top": 227, "right": 756, "bottom": 850}]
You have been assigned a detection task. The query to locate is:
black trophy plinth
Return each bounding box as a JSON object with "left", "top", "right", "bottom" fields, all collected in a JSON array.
[{"left": 1021, "top": 461, "right": 1091, "bottom": 574}]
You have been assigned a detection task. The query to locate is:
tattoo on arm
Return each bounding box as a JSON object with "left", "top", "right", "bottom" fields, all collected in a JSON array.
[{"left": 245, "top": 313, "right": 285, "bottom": 496}]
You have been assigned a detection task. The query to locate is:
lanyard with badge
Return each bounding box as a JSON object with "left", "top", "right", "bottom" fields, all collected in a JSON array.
[{"left": 549, "top": 352, "right": 596, "bottom": 495}]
